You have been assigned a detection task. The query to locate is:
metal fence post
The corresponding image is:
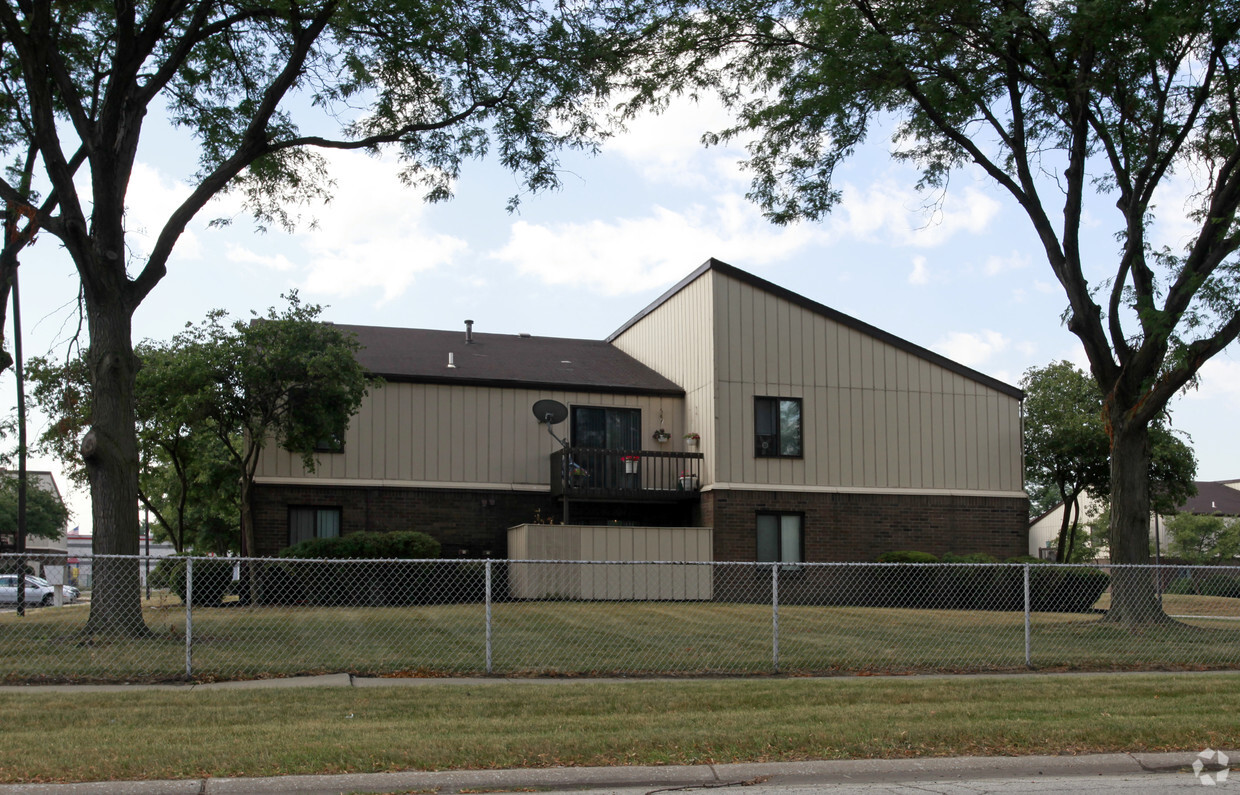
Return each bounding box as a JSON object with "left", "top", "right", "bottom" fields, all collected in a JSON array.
[
  {"left": 185, "top": 556, "right": 194, "bottom": 678},
  {"left": 485, "top": 560, "right": 493, "bottom": 675},
  {"left": 771, "top": 562, "right": 780, "bottom": 674},
  {"left": 1023, "top": 563, "right": 1031, "bottom": 668}
]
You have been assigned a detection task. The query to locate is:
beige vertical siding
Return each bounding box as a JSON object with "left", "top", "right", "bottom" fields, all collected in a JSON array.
[
  {"left": 711, "top": 272, "right": 1023, "bottom": 494},
  {"left": 609, "top": 271, "right": 717, "bottom": 480},
  {"left": 506, "top": 524, "right": 714, "bottom": 599},
  {"left": 255, "top": 384, "right": 685, "bottom": 487}
]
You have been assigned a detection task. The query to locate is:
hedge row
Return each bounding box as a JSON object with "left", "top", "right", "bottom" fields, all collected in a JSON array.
[
  {"left": 869, "top": 551, "right": 1110, "bottom": 613},
  {"left": 255, "top": 531, "right": 459, "bottom": 607}
]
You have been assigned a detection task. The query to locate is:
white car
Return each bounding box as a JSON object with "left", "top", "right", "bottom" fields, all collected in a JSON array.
[
  {"left": 27, "top": 575, "right": 79, "bottom": 602},
  {"left": 0, "top": 574, "right": 61, "bottom": 606}
]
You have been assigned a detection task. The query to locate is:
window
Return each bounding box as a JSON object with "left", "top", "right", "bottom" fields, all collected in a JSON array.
[
  {"left": 288, "top": 506, "right": 341, "bottom": 546},
  {"left": 756, "top": 513, "right": 803, "bottom": 564},
  {"left": 571, "top": 406, "right": 641, "bottom": 450},
  {"left": 755, "top": 397, "right": 802, "bottom": 457},
  {"left": 313, "top": 433, "right": 344, "bottom": 454}
]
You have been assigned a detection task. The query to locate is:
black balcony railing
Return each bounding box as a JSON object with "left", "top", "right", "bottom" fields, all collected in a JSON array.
[{"left": 550, "top": 448, "right": 703, "bottom": 500}]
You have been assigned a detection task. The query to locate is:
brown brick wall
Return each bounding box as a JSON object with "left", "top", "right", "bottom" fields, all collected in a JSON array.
[
  {"left": 703, "top": 489, "right": 1028, "bottom": 562},
  {"left": 250, "top": 485, "right": 701, "bottom": 557},
  {"left": 250, "top": 483, "right": 556, "bottom": 557}
]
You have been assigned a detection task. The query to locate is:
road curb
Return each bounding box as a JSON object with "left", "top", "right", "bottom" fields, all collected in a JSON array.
[{"left": 0, "top": 751, "right": 1227, "bottom": 795}]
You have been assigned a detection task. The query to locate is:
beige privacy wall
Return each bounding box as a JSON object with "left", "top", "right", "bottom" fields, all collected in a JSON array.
[{"left": 612, "top": 268, "right": 1024, "bottom": 496}]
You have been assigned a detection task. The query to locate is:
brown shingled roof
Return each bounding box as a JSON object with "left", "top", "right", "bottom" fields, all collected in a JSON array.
[
  {"left": 334, "top": 324, "right": 684, "bottom": 396},
  {"left": 1179, "top": 481, "right": 1240, "bottom": 516}
]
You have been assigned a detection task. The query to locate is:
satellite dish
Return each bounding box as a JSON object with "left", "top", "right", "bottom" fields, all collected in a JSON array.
[{"left": 532, "top": 399, "right": 568, "bottom": 425}]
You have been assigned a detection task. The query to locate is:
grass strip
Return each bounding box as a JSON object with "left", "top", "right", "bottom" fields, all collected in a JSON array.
[
  {"left": 0, "top": 673, "right": 1238, "bottom": 783},
  {"left": 5, "top": 593, "right": 1240, "bottom": 682}
]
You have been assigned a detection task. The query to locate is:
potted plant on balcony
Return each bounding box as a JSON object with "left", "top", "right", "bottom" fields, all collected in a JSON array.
[
  {"left": 652, "top": 428, "right": 671, "bottom": 443},
  {"left": 678, "top": 471, "right": 699, "bottom": 490},
  {"left": 567, "top": 461, "right": 588, "bottom": 487},
  {"left": 621, "top": 455, "right": 640, "bottom": 474},
  {"left": 683, "top": 432, "right": 700, "bottom": 447}
]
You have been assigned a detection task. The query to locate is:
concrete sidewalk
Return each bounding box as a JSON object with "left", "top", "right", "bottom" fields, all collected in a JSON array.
[{"left": 0, "top": 752, "right": 1225, "bottom": 795}]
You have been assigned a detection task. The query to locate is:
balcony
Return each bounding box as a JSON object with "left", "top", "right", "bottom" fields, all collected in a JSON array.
[{"left": 550, "top": 448, "right": 704, "bottom": 501}]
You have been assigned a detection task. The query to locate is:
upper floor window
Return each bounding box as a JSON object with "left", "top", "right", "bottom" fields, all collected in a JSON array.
[
  {"left": 755, "top": 397, "right": 802, "bottom": 458},
  {"left": 571, "top": 406, "right": 641, "bottom": 450}
]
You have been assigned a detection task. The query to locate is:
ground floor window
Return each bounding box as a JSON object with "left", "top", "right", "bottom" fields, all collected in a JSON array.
[
  {"left": 288, "top": 506, "right": 341, "bottom": 546},
  {"left": 756, "top": 512, "right": 803, "bottom": 563}
]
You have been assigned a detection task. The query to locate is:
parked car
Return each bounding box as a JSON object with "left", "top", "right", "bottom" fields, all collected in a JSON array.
[
  {"left": 27, "top": 575, "right": 79, "bottom": 602},
  {"left": 0, "top": 574, "right": 57, "bottom": 606}
]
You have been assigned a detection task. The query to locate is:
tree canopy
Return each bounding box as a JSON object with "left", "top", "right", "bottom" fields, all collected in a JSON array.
[
  {"left": 1022, "top": 360, "right": 1197, "bottom": 561},
  {"left": 0, "top": 474, "right": 69, "bottom": 542},
  {"left": 28, "top": 295, "right": 368, "bottom": 557},
  {"left": 632, "top": 0, "right": 1240, "bottom": 622},
  {"left": 0, "top": 0, "right": 643, "bottom": 634}
]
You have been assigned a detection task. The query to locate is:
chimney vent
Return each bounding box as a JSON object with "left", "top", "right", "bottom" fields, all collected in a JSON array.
[
  {"left": 447, "top": 352, "right": 456, "bottom": 369},
  {"left": 465, "top": 319, "right": 474, "bottom": 344}
]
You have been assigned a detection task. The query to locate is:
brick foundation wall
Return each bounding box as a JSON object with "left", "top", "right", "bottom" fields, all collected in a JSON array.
[
  {"left": 703, "top": 489, "right": 1028, "bottom": 563},
  {"left": 250, "top": 483, "right": 557, "bottom": 557},
  {"left": 251, "top": 484, "right": 702, "bottom": 557}
]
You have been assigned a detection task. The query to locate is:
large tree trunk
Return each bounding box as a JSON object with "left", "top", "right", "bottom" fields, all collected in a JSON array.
[
  {"left": 82, "top": 292, "right": 149, "bottom": 637},
  {"left": 1105, "top": 417, "right": 1167, "bottom": 624}
]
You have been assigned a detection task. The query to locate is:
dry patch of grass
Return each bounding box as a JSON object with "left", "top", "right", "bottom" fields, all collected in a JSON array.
[{"left": 1, "top": 674, "right": 1239, "bottom": 783}]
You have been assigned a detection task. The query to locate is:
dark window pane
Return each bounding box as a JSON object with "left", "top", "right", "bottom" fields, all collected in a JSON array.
[
  {"left": 756, "top": 514, "right": 779, "bottom": 562},
  {"left": 779, "top": 400, "right": 802, "bottom": 456}
]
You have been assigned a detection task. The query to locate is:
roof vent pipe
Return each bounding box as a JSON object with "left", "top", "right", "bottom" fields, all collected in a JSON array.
[
  {"left": 465, "top": 319, "right": 474, "bottom": 344},
  {"left": 447, "top": 352, "right": 456, "bottom": 369}
]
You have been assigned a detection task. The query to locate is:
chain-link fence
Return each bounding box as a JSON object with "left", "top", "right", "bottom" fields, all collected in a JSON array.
[{"left": 3, "top": 553, "right": 1240, "bottom": 683}]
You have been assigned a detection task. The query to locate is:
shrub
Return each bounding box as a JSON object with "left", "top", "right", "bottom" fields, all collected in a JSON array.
[
  {"left": 1027, "top": 563, "right": 1110, "bottom": 613},
  {"left": 1196, "top": 573, "right": 1240, "bottom": 599},
  {"left": 280, "top": 531, "right": 440, "bottom": 561},
  {"left": 152, "top": 555, "right": 235, "bottom": 606},
  {"left": 877, "top": 550, "right": 940, "bottom": 563},
  {"left": 1164, "top": 576, "right": 1197, "bottom": 595},
  {"left": 277, "top": 531, "right": 442, "bottom": 606},
  {"left": 864, "top": 551, "right": 1108, "bottom": 613}
]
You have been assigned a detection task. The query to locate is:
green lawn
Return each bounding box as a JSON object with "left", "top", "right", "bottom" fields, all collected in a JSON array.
[
  {"left": 1, "top": 674, "right": 1239, "bottom": 783},
  {"left": 3, "top": 592, "right": 1239, "bottom": 683}
]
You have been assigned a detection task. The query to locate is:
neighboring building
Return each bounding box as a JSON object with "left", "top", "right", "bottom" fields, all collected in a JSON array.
[
  {"left": 1027, "top": 494, "right": 1106, "bottom": 559},
  {"left": 64, "top": 528, "right": 178, "bottom": 589},
  {"left": 251, "top": 259, "right": 1030, "bottom": 562},
  {"left": 1029, "top": 480, "right": 1240, "bottom": 560},
  {"left": 0, "top": 470, "right": 69, "bottom": 559}
]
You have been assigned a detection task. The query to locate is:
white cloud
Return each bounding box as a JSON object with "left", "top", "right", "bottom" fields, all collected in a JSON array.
[
  {"left": 983, "top": 250, "right": 1032, "bottom": 276},
  {"left": 932, "top": 330, "right": 1010, "bottom": 368},
  {"left": 908, "top": 255, "right": 929, "bottom": 285},
  {"left": 225, "top": 244, "right": 296, "bottom": 272},
  {"left": 224, "top": 150, "right": 468, "bottom": 303},
  {"left": 124, "top": 162, "right": 201, "bottom": 262},
  {"left": 490, "top": 194, "right": 822, "bottom": 295},
  {"left": 608, "top": 95, "right": 748, "bottom": 189},
  {"left": 1149, "top": 167, "right": 1207, "bottom": 254},
  {"left": 1178, "top": 355, "right": 1240, "bottom": 402},
  {"left": 830, "top": 181, "right": 1001, "bottom": 247}
]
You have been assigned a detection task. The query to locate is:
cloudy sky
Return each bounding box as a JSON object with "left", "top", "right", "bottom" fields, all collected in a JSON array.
[{"left": 7, "top": 94, "right": 1239, "bottom": 532}]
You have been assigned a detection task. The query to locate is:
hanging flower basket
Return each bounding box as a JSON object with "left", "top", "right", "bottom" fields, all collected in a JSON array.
[
  {"left": 684, "top": 432, "right": 700, "bottom": 447},
  {"left": 652, "top": 429, "right": 671, "bottom": 443}
]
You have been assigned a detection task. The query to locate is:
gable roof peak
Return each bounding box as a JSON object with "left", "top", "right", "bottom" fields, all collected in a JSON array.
[{"left": 608, "top": 259, "right": 1023, "bottom": 399}]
